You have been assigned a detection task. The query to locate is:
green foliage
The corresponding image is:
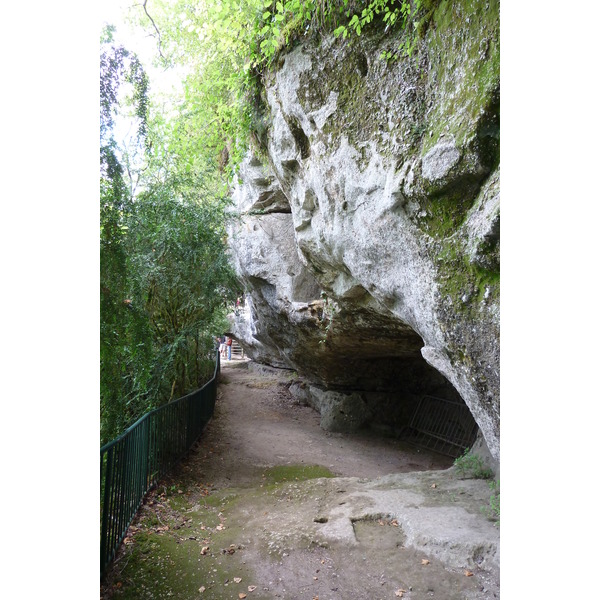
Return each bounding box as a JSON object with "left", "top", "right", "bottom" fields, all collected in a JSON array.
[
  {"left": 453, "top": 447, "right": 494, "bottom": 480},
  {"left": 100, "top": 29, "right": 238, "bottom": 446},
  {"left": 257, "top": 0, "right": 422, "bottom": 63},
  {"left": 100, "top": 35, "right": 149, "bottom": 145},
  {"left": 125, "top": 173, "right": 238, "bottom": 405},
  {"left": 131, "top": 0, "right": 424, "bottom": 175},
  {"left": 133, "top": 0, "right": 268, "bottom": 170},
  {"left": 482, "top": 478, "right": 500, "bottom": 523},
  {"left": 333, "top": 0, "right": 422, "bottom": 60},
  {"left": 100, "top": 31, "right": 153, "bottom": 443}
]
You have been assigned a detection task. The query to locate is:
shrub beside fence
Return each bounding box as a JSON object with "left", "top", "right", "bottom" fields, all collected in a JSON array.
[{"left": 100, "top": 353, "right": 220, "bottom": 577}]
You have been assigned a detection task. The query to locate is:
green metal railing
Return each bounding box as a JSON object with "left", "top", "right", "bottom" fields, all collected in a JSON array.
[{"left": 100, "top": 353, "right": 220, "bottom": 577}]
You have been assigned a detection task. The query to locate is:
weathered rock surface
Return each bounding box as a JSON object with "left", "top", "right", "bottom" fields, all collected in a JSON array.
[{"left": 228, "top": 0, "right": 500, "bottom": 461}]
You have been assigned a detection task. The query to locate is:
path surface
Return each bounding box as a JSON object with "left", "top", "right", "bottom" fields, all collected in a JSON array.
[
  {"left": 198, "top": 359, "right": 452, "bottom": 486},
  {"left": 102, "top": 359, "right": 500, "bottom": 600}
]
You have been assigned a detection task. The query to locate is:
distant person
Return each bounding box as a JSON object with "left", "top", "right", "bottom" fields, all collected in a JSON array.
[
  {"left": 220, "top": 335, "right": 227, "bottom": 359},
  {"left": 226, "top": 336, "right": 233, "bottom": 361}
]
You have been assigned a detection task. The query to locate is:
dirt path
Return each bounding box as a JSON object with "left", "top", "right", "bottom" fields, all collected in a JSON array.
[
  {"left": 196, "top": 360, "right": 452, "bottom": 486},
  {"left": 102, "top": 359, "right": 500, "bottom": 600}
]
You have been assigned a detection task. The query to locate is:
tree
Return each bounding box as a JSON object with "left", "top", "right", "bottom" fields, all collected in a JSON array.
[
  {"left": 100, "top": 27, "right": 152, "bottom": 443},
  {"left": 100, "top": 25, "right": 238, "bottom": 445},
  {"left": 126, "top": 171, "right": 237, "bottom": 404}
]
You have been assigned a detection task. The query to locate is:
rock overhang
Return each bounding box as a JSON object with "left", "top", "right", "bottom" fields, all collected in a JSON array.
[{"left": 227, "top": 0, "right": 500, "bottom": 461}]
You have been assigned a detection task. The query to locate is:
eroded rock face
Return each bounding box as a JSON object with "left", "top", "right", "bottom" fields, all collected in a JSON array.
[{"left": 228, "top": 0, "right": 500, "bottom": 460}]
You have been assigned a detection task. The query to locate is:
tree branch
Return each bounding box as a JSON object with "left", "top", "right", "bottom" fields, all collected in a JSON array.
[{"left": 142, "top": 0, "right": 166, "bottom": 62}]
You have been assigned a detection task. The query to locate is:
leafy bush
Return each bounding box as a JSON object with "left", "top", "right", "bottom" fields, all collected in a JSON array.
[{"left": 453, "top": 448, "right": 494, "bottom": 480}]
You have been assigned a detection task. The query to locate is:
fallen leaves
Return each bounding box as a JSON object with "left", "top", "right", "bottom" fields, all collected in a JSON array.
[
  {"left": 234, "top": 577, "right": 242, "bottom": 584},
  {"left": 373, "top": 517, "right": 400, "bottom": 527},
  {"left": 238, "top": 594, "right": 247, "bottom": 599},
  {"left": 200, "top": 546, "right": 209, "bottom": 555},
  {"left": 216, "top": 524, "right": 226, "bottom": 531},
  {"left": 464, "top": 570, "right": 474, "bottom": 577},
  {"left": 421, "top": 559, "right": 430, "bottom": 565},
  {"left": 198, "top": 586, "right": 206, "bottom": 593},
  {"left": 247, "top": 585, "right": 257, "bottom": 592},
  {"left": 395, "top": 589, "right": 407, "bottom": 597}
]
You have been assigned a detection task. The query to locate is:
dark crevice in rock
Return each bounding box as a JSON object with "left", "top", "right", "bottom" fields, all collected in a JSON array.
[
  {"left": 281, "top": 158, "right": 300, "bottom": 174},
  {"left": 249, "top": 207, "right": 292, "bottom": 215},
  {"left": 249, "top": 189, "right": 291, "bottom": 214},
  {"left": 474, "top": 85, "right": 500, "bottom": 173},
  {"left": 356, "top": 53, "right": 369, "bottom": 77},
  {"left": 288, "top": 117, "right": 311, "bottom": 160}
]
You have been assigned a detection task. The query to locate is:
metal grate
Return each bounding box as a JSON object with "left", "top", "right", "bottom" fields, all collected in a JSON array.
[{"left": 404, "top": 395, "right": 479, "bottom": 458}]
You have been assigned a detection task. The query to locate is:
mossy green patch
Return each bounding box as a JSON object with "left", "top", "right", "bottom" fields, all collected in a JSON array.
[
  {"left": 417, "top": 177, "right": 483, "bottom": 238},
  {"left": 434, "top": 236, "right": 499, "bottom": 311},
  {"left": 262, "top": 464, "right": 335, "bottom": 483},
  {"left": 424, "top": 0, "right": 500, "bottom": 152},
  {"left": 110, "top": 530, "right": 205, "bottom": 600},
  {"left": 108, "top": 486, "right": 259, "bottom": 600},
  {"left": 201, "top": 489, "right": 241, "bottom": 509},
  {"left": 111, "top": 528, "right": 260, "bottom": 600},
  {"left": 164, "top": 494, "right": 192, "bottom": 513}
]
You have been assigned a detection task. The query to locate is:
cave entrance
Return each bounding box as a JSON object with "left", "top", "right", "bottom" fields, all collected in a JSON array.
[
  {"left": 295, "top": 310, "right": 482, "bottom": 459},
  {"left": 232, "top": 297, "right": 483, "bottom": 461}
]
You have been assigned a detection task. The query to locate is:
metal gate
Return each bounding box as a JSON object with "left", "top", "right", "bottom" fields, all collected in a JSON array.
[{"left": 405, "top": 395, "right": 478, "bottom": 458}]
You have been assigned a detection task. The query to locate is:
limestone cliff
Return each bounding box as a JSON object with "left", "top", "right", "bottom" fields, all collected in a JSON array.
[{"left": 228, "top": 0, "right": 500, "bottom": 460}]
